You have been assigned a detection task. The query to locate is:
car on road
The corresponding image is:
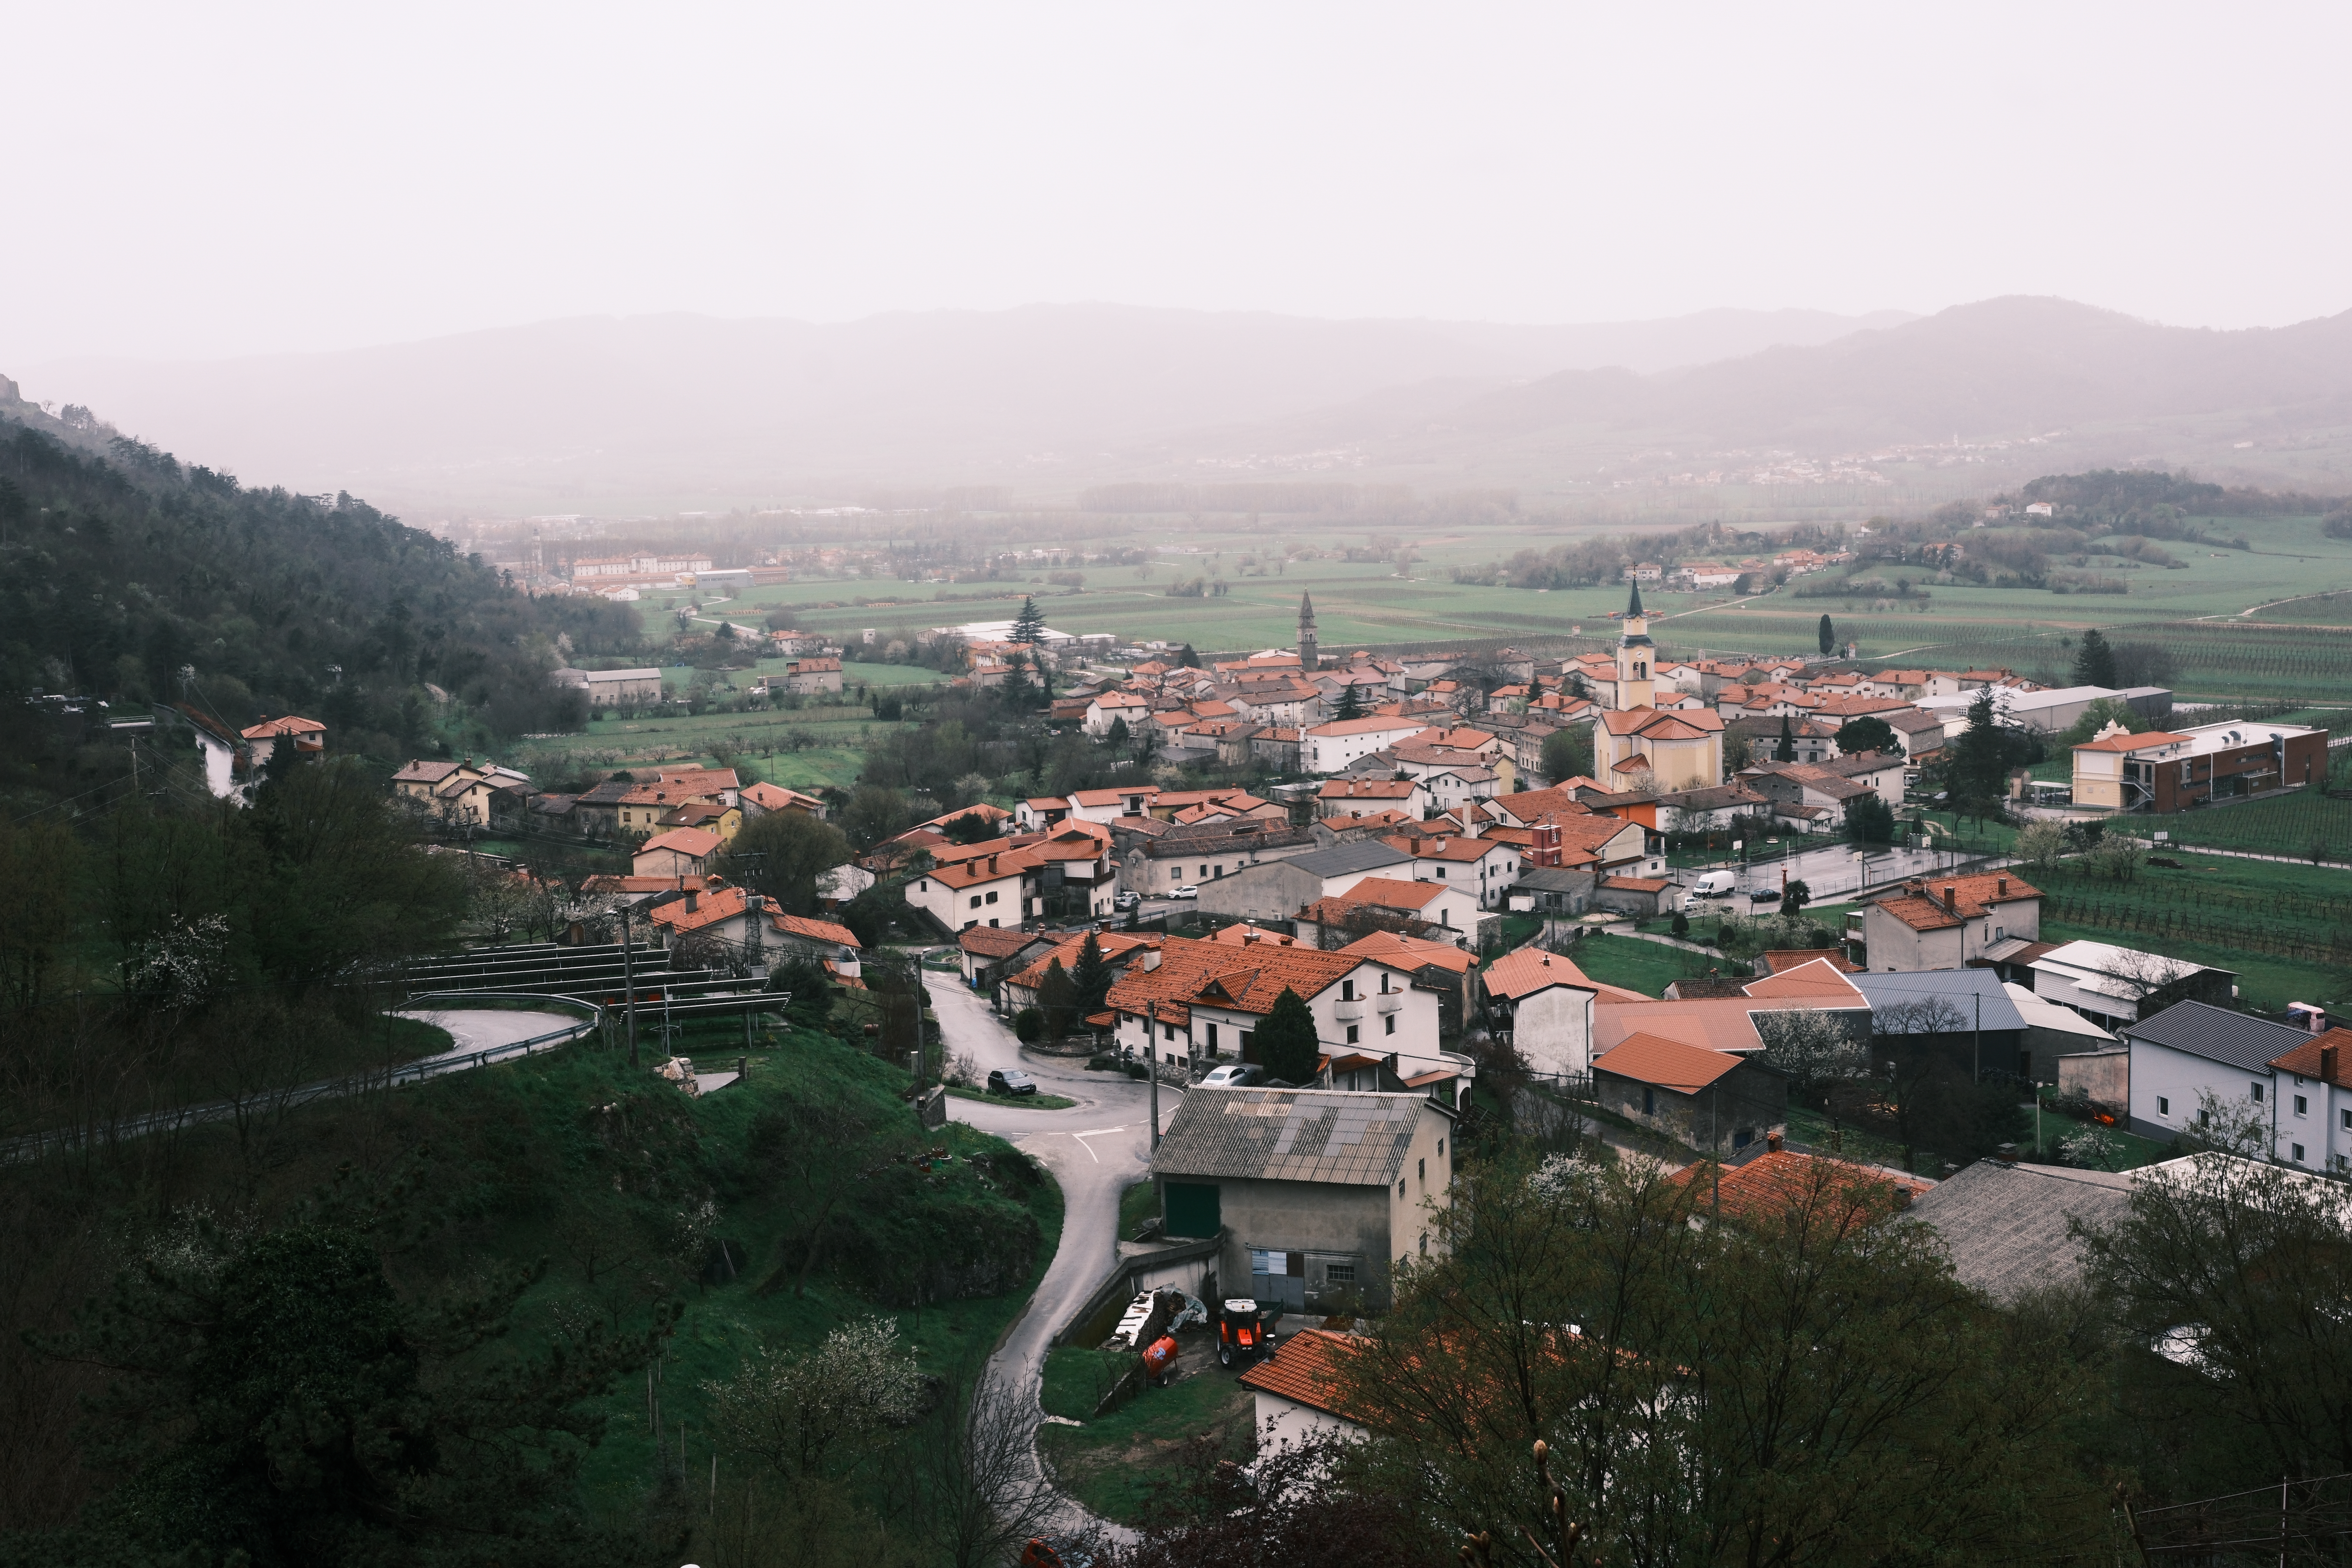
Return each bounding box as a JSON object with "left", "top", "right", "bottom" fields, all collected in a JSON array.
[
  {"left": 1113, "top": 891, "right": 1140, "bottom": 909},
  {"left": 1198, "top": 1063, "right": 1267, "bottom": 1088},
  {"left": 1748, "top": 888, "right": 1781, "bottom": 905},
  {"left": 986, "top": 1069, "right": 1039, "bottom": 1096},
  {"left": 1169, "top": 885, "right": 1199, "bottom": 900}
]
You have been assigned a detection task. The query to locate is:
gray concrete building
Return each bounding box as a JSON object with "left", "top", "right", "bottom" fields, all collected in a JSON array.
[{"left": 1151, "top": 1087, "right": 1454, "bottom": 1314}]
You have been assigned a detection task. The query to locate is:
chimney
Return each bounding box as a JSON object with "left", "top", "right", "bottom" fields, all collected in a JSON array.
[
  {"left": 1766, "top": 1131, "right": 1784, "bottom": 1153},
  {"left": 1141, "top": 949, "right": 1161, "bottom": 971},
  {"left": 684, "top": 890, "right": 699, "bottom": 912},
  {"left": 2324, "top": 1043, "right": 2340, "bottom": 1083},
  {"left": 1996, "top": 876, "right": 2008, "bottom": 898},
  {"left": 1941, "top": 885, "right": 1957, "bottom": 912}
]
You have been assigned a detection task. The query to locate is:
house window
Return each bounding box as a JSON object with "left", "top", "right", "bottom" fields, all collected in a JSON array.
[
  {"left": 1342, "top": 979, "right": 1356, "bottom": 1001},
  {"left": 2343, "top": 1109, "right": 2351, "bottom": 1131},
  {"left": 2199, "top": 1109, "right": 2211, "bottom": 1127},
  {"left": 1346, "top": 1025, "right": 1360, "bottom": 1044},
  {"left": 1200, "top": 865, "right": 1209, "bottom": 878},
  {"left": 2252, "top": 1083, "right": 2264, "bottom": 1103},
  {"left": 1163, "top": 1023, "right": 1176, "bottom": 1040},
  {"left": 969, "top": 895, "right": 983, "bottom": 909},
  {"left": 1207, "top": 1023, "right": 1219, "bottom": 1050},
  {"left": 1397, "top": 1180, "right": 1405, "bottom": 1197},
  {"left": 985, "top": 890, "right": 998, "bottom": 904},
  {"left": 1643, "top": 1087, "right": 1657, "bottom": 1116},
  {"left": 1418, "top": 1158, "right": 1425, "bottom": 1181},
  {"left": 2157, "top": 1096, "right": 2169, "bottom": 1116},
  {"left": 2293, "top": 1144, "right": 2307, "bottom": 1163},
  {"left": 2297, "top": 1095, "right": 2310, "bottom": 1116},
  {"left": 1437, "top": 1138, "right": 1444, "bottom": 1157},
  {"left": 1385, "top": 1015, "right": 1397, "bottom": 1036},
  {"left": 1324, "top": 1262, "right": 1355, "bottom": 1284}
]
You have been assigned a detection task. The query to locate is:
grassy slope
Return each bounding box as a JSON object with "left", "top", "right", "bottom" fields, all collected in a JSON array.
[{"left": 8, "top": 1016, "right": 1063, "bottom": 1530}]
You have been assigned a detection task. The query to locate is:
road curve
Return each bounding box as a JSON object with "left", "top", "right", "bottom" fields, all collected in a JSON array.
[{"left": 924, "top": 968, "right": 1174, "bottom": 1540}]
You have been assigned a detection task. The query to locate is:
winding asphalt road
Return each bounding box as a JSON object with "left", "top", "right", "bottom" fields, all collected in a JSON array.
[{"left": 922, "top": 967, "right": 1176, "bottom": 1534}]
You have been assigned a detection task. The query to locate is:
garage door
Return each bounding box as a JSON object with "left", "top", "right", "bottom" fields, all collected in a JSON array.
[{"left": 1163, "top": 1181, "right": 1221, "bottom": 1239}]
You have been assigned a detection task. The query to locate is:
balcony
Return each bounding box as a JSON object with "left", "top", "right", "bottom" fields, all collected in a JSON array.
[
  {"left": 1333, "top": 1000, "right": 1365, "bottom": 1021},
  {"left": 1375, "top": 992, "right": 1403, "bottom": 1014}
]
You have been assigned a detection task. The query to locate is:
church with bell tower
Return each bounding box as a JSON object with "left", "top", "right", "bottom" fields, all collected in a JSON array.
[
  {"left": 1588, "top": 581, "right": 1724, "bottom": 793},
  {"left": 1297, "top": 592, "right": 1318, "bottom": 674}
]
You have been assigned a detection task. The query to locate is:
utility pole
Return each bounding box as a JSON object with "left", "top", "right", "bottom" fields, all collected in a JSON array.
[
  {"left": 621, "top": 902, "right": 640, "bottom": 1066},
  {"left": 1972, "top": 989, "right": 1981, "bottom": 1084},
  {"left": 1147, "top": 999, "right": 1161, "bottom": 1151}
]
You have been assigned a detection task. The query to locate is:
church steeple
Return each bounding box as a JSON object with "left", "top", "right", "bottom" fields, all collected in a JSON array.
[
  {"left": 1297, "top": 592, "right": 1319, "bottom": 673},
  {"left": 1613, "top": 577, "right": 1653, "bottom": 710}
]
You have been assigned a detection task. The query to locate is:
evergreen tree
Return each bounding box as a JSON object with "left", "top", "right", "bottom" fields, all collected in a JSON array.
[
  {"left": 1176, "top": 644, "right": 1200, "bottom": 669},
  {"left": 1835, "top": 716, "right": 1898, "bottom": 757},
  {"left": 1070, "top": 931, "right": 1114, "bottom": 1016},
  {"left": 1948, "top": 690, "right": 2011, "bottom": 819},
  {"left": 1818, "top": 613, "right": 1836, "bottom": 657},
  {"left": 2071, "top": 628, "right": 2118, "bottom": 688},
  {"left": 1540, "top": 725, "right": 1594, "bottom": 784},
  {"left": 1254, "top": 988, "right": 1324, "bottom": 1085},
  {"left": 1333, "top": 682, "right": 1365, "bottom": 721},
  {"left": 1010, "top": 596, "right": 1046, "bottom": 646},
  {"left": 1775, "top": 715, "right": 1797, "bottom": 762},
  {"left": 1000, "top": 648, "right": 1033, "bottom": 706},
  {"left": 1846, "top": 793, "right": 1897, "bottom": 846},
  {"left": 1036, "top": 958, "right": 1078, "bottom": 1041}
]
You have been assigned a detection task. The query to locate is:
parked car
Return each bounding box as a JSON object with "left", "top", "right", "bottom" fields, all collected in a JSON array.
[
  {"left": 1169, "top": 885, "right": 1199, "bottom": 900},
  {"left": 1113, "top": 891, "right": 1141, "bottom": 909},
  {"left": 1199, "top": 1063, "right": 1266, "bottom": 1088},
  {"left": 987, "top": 1069, "right": 1039, "bottom": 1096},
  {"left": 1748, "top": 888, "right": 1781, "bottom": 905}
]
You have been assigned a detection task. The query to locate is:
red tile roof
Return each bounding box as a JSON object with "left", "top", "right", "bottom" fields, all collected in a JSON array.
[
  {"left": 1237, "top": 1330, "right": 1368, "bottom": 1421},
  {"left": 2268, "top": 1027, "right": 2352, "bottom": 1087},
  {"left": 1670, "top": 1149, "right": 1930, "bottom": 1226},
  {"left": 1593, "top": 1031, "right": 1746, "bottom": 1093},
  {"left": 1483, "top": 946, "right": 1599, "bottom": 1001},
  {"left": 638, "top": 827, "right": 722, "bottom": 858}
]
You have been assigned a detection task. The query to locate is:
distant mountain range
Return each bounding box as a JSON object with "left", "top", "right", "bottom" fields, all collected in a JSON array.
[{"left": 14, "top": 297, "right": 2352, "bottom": 515}]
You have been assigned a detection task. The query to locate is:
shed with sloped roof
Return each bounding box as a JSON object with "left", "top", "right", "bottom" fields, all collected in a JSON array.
[{"left": 1149, "top": 1087, "right": 1454, "bottom": 1313}]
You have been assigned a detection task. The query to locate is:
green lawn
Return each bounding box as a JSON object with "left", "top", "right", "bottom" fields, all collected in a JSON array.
[
  {"left": 1037, "top": 1362, "right": 1257, "bottom": 1525},
  {"left": 1042, "top": 1344, "right": 1137, "bottom": 1422},
  {"left": 1555, "top": 931, "right": 1728, "bottom": 996},
  {"left": 945, "top": 1083, "right": 1078, "bottom": 1111}
]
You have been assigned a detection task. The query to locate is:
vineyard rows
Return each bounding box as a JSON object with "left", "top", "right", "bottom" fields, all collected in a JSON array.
[{"left": 2042, "top": 878, "right": 2352, "bottom": 966}]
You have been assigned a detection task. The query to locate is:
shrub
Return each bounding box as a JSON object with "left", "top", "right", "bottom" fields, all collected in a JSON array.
[{"left": 1012, "top": 1008, "right": 1044, "bottom": 1044}]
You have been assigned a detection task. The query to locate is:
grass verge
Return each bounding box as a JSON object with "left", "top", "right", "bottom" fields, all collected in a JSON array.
[
  {"left": 1037, "top": 1366, "right": 1255, "bottom": 1525},
  {"left": 946, "top": 1083, "right": 1079, "bottom": 1110}
]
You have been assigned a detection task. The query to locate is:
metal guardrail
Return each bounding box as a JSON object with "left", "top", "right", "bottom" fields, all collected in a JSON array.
[
  {"left": 391, "top": 992, "right": 604, "bottom": 1082},
  {"left": 2, "top": 995, "right": 605, "bottom": 1164}
]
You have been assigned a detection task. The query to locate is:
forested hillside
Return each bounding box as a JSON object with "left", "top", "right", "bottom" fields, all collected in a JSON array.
[{"left": 0, "top": 414, "right": 641, "bottom": 795}]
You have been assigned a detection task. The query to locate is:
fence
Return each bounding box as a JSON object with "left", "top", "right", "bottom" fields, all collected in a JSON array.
[{"left": 4, "top": 993, "right": 604, "bottom": 1163}]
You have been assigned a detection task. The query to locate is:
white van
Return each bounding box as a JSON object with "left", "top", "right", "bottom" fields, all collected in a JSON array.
[{"left": 1687, "top": 870, "right": 1738, "bottom": 900}]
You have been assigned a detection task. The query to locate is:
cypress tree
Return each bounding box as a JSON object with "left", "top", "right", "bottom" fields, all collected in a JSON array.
[
  {"left": 1817, "top": 613, "right": 1836, "bottom": 657},
  {"left": 1070, "top": 931, "right": 1114, "bottom": 1016},
  {"left": 1253, "top": 988, "right": 1324, "bottom": 1085},
  {"left": 1775, "top": 715, "right": 1797, "bottom": 762}
]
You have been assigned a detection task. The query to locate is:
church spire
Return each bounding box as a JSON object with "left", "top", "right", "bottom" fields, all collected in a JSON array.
[
  {"left": 1626, "top": 580, "right": 1644, "bottom": 619},
  {"left": 1297, "top": 592, "right": 1319, "bottom": 673}
]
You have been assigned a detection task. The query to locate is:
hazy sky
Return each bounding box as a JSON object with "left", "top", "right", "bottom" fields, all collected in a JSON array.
[{"left": 5, "top": 2, "right": 2347, "bottom": 366}]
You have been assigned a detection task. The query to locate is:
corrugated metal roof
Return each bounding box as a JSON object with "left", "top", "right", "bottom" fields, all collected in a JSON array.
[
  {"left": 1149, "top": 1088, "right": 1438, "bottom": 1187},
  {"left": 1908, "top": 1160, "right": 2134, "bottom": 1303},
  {"left": 2125, "top": 1000, "right": 2307, "bottom": 1072},
  {"left": 1851, "top": 969, "right": 2028, "bottom": 1033}
]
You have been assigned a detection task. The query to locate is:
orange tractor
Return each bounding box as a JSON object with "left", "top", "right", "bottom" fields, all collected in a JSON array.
[{"left": 1215, "top": 1296, "right": 1278, "bottom": 1369}]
